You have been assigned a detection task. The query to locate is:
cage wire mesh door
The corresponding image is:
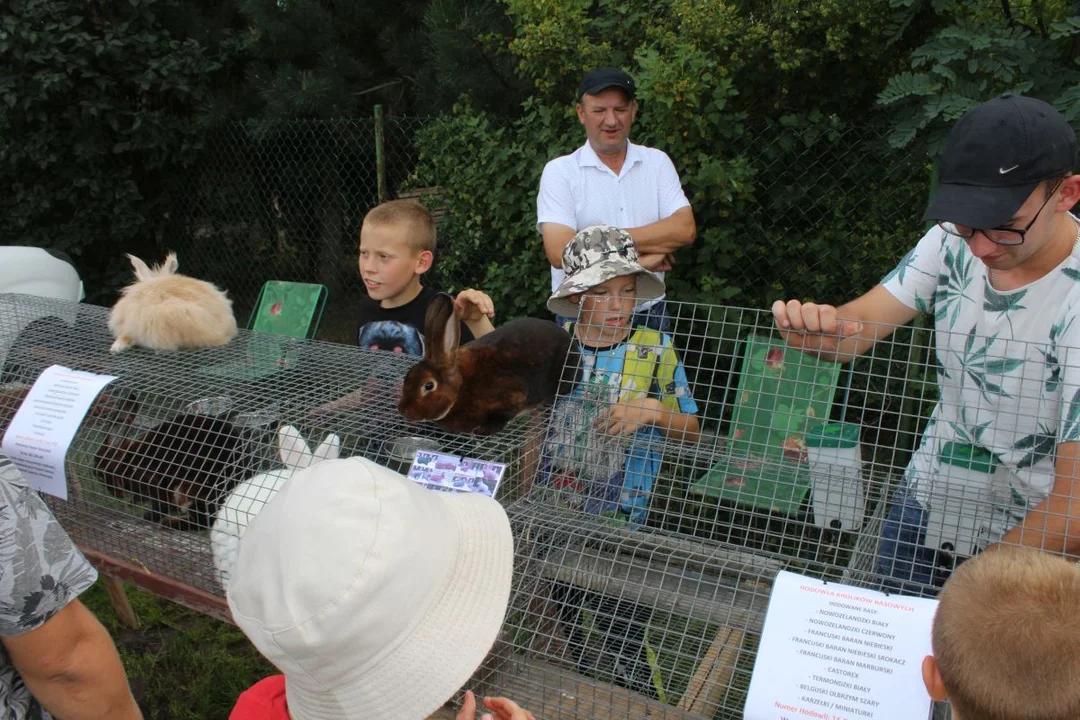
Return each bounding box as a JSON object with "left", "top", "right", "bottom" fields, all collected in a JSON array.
[{"left": 1, "top": 292, "right": 1072, "bottom": 719}]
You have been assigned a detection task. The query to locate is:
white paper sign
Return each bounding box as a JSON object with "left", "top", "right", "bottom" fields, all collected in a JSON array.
[
  {"left": 744, "top": 570, "right": 938, "bottom": 720},
  {"left": 407, "top": 450, "right": 505, "bottom": 498},
  {"left": 1, "top": 365, "right": 117, "bottom": 499}
]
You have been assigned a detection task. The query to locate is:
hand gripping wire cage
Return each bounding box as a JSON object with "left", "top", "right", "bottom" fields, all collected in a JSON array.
[
  {"left": 1, "top": 291, "right": 1071, "bottom": 719},
  {"left": 440, "top": 301, "right": 910, "bottom": 719}
]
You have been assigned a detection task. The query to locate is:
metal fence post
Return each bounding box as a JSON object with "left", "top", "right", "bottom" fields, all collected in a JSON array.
[{"left": 375, "top": 104, "right": 387, "bottom": 204}]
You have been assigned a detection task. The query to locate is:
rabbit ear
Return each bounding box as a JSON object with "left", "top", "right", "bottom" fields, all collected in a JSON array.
[
  {"left": 277, "top": 424, "right": 314, "bottom": 470},
  {"left": 423, "top": 292, "right": 459, "bottom": 365},
  {"left": 126, "top": 254, "right": 154, "bottom": 282},
  {"left": 311, "top": 434, "right": 340, "bottom": 463},
  {"left": 160, "top": 252, "right": 179, "bottom": 275}
]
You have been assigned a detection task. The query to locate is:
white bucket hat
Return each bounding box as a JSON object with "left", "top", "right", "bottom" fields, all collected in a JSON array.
[
  {"left": 547, "top": 225, "right": 666, "bottom": 318},
  {"left": 226, "top": 456, "right": 514, "bottom": 720}
]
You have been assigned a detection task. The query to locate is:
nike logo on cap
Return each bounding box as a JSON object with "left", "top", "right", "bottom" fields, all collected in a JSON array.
[{"left": 999, "top": 164, "right": 1020, "bottom": 174}]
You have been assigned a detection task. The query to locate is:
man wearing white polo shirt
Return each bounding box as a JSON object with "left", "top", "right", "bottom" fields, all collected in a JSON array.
[{"left": 537, "top": 67, "right": 696, "bottom": 333}]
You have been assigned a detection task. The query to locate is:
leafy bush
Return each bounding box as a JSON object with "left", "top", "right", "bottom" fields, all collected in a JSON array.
[
  {"left": 413, "top": 100, "right": 575, "bottom": 319},
  {"left": 879, "top": 0, "right": 1080, "bottom": 149},
  {"left": 0, "top": 0, "right": 239, "bottom": 301}
]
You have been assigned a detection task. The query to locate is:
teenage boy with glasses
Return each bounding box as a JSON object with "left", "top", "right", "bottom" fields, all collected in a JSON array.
[{"left": 771, "top": 94, "right": 1080, "bottom": 591}]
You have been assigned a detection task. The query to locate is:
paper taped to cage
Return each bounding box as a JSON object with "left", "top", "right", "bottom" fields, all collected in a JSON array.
[
  {"left": 1, "top": 364, "right": 116, "bottom": 499},
  {"left": 743, "top": 570, "right": 936, "bottom": 720}
]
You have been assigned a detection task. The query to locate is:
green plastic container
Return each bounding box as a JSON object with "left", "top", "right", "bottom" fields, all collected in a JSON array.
[{"left": 805, "top": 421, "right": 859, "bottom": 449}]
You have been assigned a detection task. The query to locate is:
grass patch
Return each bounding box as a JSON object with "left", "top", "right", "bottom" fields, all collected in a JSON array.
[{"left": 81, "top": 582, "right": 274, "bottom": 720}]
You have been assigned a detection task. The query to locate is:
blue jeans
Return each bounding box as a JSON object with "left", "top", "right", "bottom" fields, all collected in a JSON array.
[
  {"left": 877, "top": 490, "right": 959, "bottom": 594},
  {"left": 555, "top": 299, "right": 672, "bottom": 334}
]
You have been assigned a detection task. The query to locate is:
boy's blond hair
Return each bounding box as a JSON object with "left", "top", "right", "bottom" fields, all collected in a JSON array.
[
  {"left": 362, "top": 199, "right": 436, "bottom": 253},
  {"left": 933, "top": 547, "right": 1080, "bottom": 720}
]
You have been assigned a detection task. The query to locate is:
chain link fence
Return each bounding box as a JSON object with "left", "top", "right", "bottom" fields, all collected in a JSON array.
[
  {"left": 720, "top": 122, "right": 929, "bottom": 307},
  {"left": 160, "top": 113, "right": 936, "bottom": 489},
  {"left": 162, "top": 114, "right": 932, "bottom": 344}
]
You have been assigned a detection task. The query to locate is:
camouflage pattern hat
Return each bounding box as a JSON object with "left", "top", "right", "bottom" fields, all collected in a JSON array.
[{"left": 547, "top": 225, "right": 666, "bottom": 317}]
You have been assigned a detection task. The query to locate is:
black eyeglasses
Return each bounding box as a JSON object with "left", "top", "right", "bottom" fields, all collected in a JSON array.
[{"left": 937, "top": 179, "right": 1064, "bottom": 246}]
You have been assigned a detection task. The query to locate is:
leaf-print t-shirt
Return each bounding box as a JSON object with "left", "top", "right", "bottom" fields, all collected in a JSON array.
[
  {"left": 0, "top": 454, "right": 98, "bottom": 719},
  {"left": 881, "top": 216, "right": 1080, "bottom": 544}
]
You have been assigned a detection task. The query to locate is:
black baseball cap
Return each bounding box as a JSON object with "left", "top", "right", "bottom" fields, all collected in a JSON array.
[
  {"left": 922, "top": 94, "right": 1077, "bottom": 229},
  {"left": 577, "top": 67, "right": 636, "bottom": 100}
]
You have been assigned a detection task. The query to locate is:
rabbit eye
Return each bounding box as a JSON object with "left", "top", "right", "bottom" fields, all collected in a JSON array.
[{"left": 423, "top": 380, "right": 436, "bottom": 394}]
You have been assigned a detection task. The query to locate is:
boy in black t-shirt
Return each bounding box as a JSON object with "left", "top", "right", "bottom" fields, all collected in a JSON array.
[
  {"left": 356, "top": 199, "right": 494, "bottom": 355},
  {"left": 309, "top": 200, "right": 496, "bottom": 419}
]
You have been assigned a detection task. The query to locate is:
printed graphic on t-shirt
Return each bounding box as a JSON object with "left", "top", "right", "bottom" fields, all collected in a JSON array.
[{"left": 358, "top": 320, "right": 424, "bottom": 356}]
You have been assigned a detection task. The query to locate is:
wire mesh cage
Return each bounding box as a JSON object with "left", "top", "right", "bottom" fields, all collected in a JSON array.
[
  {"left": 2, "top": 289, "right": 1074, "bottom": 719},
  {"left": 440, "top": 300, "right": 909, "bottom": 718},
  {"left": 461, "top": 296, "right": 1076, "bottom": 719},
  {"left": 0, "top": 292, "right": 546, "bottom": 608}
]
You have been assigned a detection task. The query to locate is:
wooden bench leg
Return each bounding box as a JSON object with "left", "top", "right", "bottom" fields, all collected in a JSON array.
[
  {"left": 101, "top": 574, "right": 140, "bottom": 629},
  {"left": 676, "top": 627, "right": 744, "bottom": 716}
]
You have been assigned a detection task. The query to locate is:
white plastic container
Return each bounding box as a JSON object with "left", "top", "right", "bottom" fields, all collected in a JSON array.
[
  {"left": 806, "top": 422, "right": 865, "bottom": 531},
  {"left": 923, "top": 442, "right": 995, "bottom": 557}
]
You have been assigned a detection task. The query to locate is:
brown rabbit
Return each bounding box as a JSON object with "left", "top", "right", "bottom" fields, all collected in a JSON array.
[
  {"left": 95, "top": 395, "right": 249, "bottom": 530},
  {"left": 398, "top": 293, "right": 579, "bottom": 435}
]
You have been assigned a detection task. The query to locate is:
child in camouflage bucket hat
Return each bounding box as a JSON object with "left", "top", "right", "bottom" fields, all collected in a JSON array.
[
  {"left": 545, "top": 225, "right": 699, "bottom": 519},
  {"left": 542, "top": 225, "right": 700, "bottom": 697},
  {"left": 547, "top": 225, "right": 666, "bottom": 318}
]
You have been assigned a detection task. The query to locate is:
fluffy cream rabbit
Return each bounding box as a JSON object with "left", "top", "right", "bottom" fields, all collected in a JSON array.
[{"left": 108, "top": 252, "right": 237, "bottom": 353}]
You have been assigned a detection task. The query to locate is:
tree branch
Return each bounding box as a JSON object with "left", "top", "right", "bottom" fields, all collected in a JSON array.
[
  {"left": 351, "top": 78, "right": 404, "bottom": 97},
  {"left": 471, "top": 35, "right": 514, "bottom": 92},
  {"left": 1032, "top": 0, "right": 1050, "bottom": 39}
]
